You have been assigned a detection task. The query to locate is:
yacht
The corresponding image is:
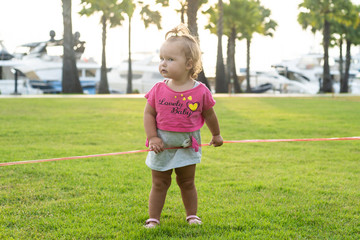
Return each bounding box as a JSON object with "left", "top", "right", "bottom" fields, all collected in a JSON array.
[
  {"left": 272, "top": 53, "right": 359, "bottom": 93},
  {"left": 107, "top": 52, "right": 163, "bottom": 94},
  {"left": 0, "top": 40, "right": 41, "bottom": 94},
  {"left": 240, "top": 69, "right": 318, "bottom": 94},
  {"left": 0, "top": 31, "right": 100, "bottom": 95}
]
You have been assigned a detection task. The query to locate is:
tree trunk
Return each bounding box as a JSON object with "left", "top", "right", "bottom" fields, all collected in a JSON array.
[
  {"left": 341, "top": 39, "right": 351, "bottom": 93},
  {"left": 245, "top": 37, "right": 251, "bottom": 93},
  {"left": 226, "top": 33, "right": 231, "bottom": 92},
  {"left": 180, "top": 3, "right": 186, "bottom": 24},
  {"left": 226, "top": 27, "right": 241, "bottom": 93},
  {"left": 338, "top": 36, "right": 344, "bottom": 85},
  {"left": 187, "top": 0, "right": 211, "bottom": 90},
  {"left": 62, "top": 0, "right": 83, "bottom": 94},
  {"left": 230, "top": 27, "right": 241, "bottom": 93},
  {"left": 127, "top": 17, "right": 133, "bottom": 94},
  {"left": 322, "top": 19, "right": 332, "bottom": 93},
  {"left": 97, "top": 14, "right": 110, "bottom": 94},
  {"left": 187, "top": 0, "right": 198, "bottom": 37},
  {"left": 232, "top": 58, "right": 241, "bottom": 93},
  {"left": 215, "top": 0, "right": 227, "bottom": 93}
]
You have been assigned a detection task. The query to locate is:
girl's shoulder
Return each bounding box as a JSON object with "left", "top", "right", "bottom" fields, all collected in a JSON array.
[
  {"left": 155, "top": 79, "right": 168, "bottom": 88},
  {"left": 145, "top": 80, "right": 166, "bottom": 99},
  {"left": 194, "top": 81, "right": 212, "bottom": 93},
  {"left": 146, "top": 80, "right": 170, "bottom": 96},
  {"left": 148, "top": 80, "right": 167, "bottom": 90}
]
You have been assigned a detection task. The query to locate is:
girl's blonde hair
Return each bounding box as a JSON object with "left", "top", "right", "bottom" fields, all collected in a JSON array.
[{"left": 165, "top": 24, "right": 202, "bottom": 79}]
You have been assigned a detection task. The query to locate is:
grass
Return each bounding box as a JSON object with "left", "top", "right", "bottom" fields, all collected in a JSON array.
[{"left": 0, "top": 95, "right": 359, "bottom": 239}]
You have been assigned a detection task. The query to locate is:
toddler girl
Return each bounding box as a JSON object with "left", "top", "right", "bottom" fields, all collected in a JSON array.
[{"left": 143, "top": 24, "right": 223, "bottom": 228}]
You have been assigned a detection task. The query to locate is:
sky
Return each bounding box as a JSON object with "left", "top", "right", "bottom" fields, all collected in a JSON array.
[{"left": 1, "top": 0, "right": 359, "bottom": 75}]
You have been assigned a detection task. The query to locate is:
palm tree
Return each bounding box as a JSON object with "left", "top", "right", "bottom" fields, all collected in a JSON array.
[
  {"left": 158, "top": 0, "right": 187, "bottom": 23},
  {"left": 205, "top": 0, "right": 276, "bottom": 93},
  {"left": 298, "top": 0, "right": 352, "bottom": 93},
  {"left": 331, "top": 2, "right": 360, "bottom": 93},
  {"left": 62, "top": 0, "right": 83, "bottom": 93},
  {"left": 223, "top": 1, "right": 244, "bottom": 93},
  {"left": 187, "top": 0, "right": 199, "bottom": 36},
  {"left": 185, "top": 0, "right": 211, "bottom": 90},
  {"left": 79, "top": 0, "right": 124, "bottom": 94},
  {"left": 342, "top": 9, "right": 360, "bottom": 93},
  {"left": 240, "top": 0, "right": 276, "bottom": 93},
  {"left": 226, "top": 25, "right": 241, "bottom": 93},
  {"left": 224, "top": 0, "right": 258, "bottom": 93},
  {"left": 177, "top": 0, "right": 187, "bottom": 23},
  {"left": 157, "top": 0, "right": 211, "bottom": 89},
  {"left": 119, "top": 0, "right": 161, "bottom": 93},
  {"left": 205, "top": 0, "right": 243, "bottom": 93},
  {"left": 214, "top": 0, "right": 227, "bottom": 93}
]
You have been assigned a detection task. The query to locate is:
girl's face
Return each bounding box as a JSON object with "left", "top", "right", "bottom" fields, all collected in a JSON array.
[{"left": 159, "top": 40, "right": 192, "bottom": 81}]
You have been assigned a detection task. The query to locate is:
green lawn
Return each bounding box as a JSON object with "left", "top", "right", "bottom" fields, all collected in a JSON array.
[{"left": 0, "top": 96, "right": 359, "bottom": 239}]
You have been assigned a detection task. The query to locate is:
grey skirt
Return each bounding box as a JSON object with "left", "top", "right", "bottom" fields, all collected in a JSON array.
[{"left": 146, "top": 129, "right": 202, "bottom": 171}]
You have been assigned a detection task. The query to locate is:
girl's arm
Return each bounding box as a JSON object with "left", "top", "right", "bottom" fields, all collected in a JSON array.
[
  {"left": 144, "top": 102, "right": 164, "bottom": 153},
  {"left": 202, "top": 107, "right": 223, "bottom": 147}
]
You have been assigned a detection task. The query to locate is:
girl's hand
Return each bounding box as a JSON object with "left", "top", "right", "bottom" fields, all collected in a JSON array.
[
  {"left": 209, "top": 135, "right": 223, "bottom": 147},
  {"left": 149, "top": 137, "right": 165, "bottom": 154}
]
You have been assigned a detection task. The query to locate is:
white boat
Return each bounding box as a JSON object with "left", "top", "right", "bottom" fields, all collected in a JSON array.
[
  {"left": 349, "top": 53, "right": 360, "bottom": 94},
  {"left": 353, "top": 54, "right": 360, "bottom": 75},
  {"left": 240, "top": 69, "right": 318, "bottom": 94},
  {"left": 0, "top": 31, "right": 100, "bottom": 95},
  {"left": 0, "top": 40, "right": 41, "bottom": 95},
  {"left": 0, "top": 61, "right": 43, "bottom": 95},
  {"left": 108, "top": 52, "right": 163, "bottom": 94},
  {"left": 272, "top": 53, "right": 359, "bottom": 93}
]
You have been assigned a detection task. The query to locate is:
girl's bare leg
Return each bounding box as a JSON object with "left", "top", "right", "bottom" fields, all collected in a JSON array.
[
  {"left": 148, "top": 169, "right": 173, "bottom": 220},
  {"left": 175, "top": 164, "right": 197, "bottom": 216}
]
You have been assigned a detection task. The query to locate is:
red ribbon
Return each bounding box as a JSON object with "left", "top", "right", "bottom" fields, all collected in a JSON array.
[{"left": 1, "top": 137, "right": 359, "bottom": 167}]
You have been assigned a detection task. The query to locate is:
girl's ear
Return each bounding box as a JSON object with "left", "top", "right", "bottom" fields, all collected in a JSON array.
[{"left": 186, "top": 59, "right": 193, "bottom": 70}]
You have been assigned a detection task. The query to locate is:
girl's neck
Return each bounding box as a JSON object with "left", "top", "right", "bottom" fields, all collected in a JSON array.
[{"left": 167, "top": 78, "right": 195, "bottom": 92}]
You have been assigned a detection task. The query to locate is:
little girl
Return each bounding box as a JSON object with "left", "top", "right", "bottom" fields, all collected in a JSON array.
[{"left": 143, "top": 24, "right": 223, "bottom": 228}]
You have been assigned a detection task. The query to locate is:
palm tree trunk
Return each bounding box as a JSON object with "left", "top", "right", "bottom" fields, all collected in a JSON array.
[
  {"left": 215, "top": 0, "right": 227, "bottom": 93},
  {"left": 62, "top": 0, "right": 83, "bottom": 93},
  {"left": 230, "top": 27, "right": 241, "bottom": 93},
  {"left": 338, "top": 36, "right": 344, "bottom": 85},
  {"left": 127, "top": 17, "right": 133, "bottom": 94},
  {"left": 180, "top": 2, "right": 186, "bottom": 24},
  {"left": 341, "top": 39, "right": 351, "bottom": 93},
  {"left": 245, "top": 37, "right": 251, "bottom": 93},
  {"left": 187, "top": 0, "right": 198, "bottom": 37},
  {"left": 226, "top": 34, "right": 231, "bottom": 92},
  {"left": 322, "top": 19, "right": 332, "bottom": 93},
  {"left": 97, "top": 14, "right": 110, "bottom": 94},
  {"left": 187, "top": 0, "right": 211, "bottom": 90},
  {"left": 227, "top": 27, "right": 241, "bottom": 93}
]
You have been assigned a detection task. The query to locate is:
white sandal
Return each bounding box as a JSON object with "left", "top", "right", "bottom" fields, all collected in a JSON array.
[
  {"left": 144, "top": 218, "right": 160, "bottom": 228},
  {"left": 186, "top": 215, "right": 202, "bottom": 225}
]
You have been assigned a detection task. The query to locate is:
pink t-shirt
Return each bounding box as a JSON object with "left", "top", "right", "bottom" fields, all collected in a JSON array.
[{"left": 145, "top": 81, "right": 216, "bottom": 132}]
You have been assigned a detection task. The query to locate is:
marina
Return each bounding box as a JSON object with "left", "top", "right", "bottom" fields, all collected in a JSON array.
[{"left": 1, "top": 37, "right": 360, "bottom": 95}]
